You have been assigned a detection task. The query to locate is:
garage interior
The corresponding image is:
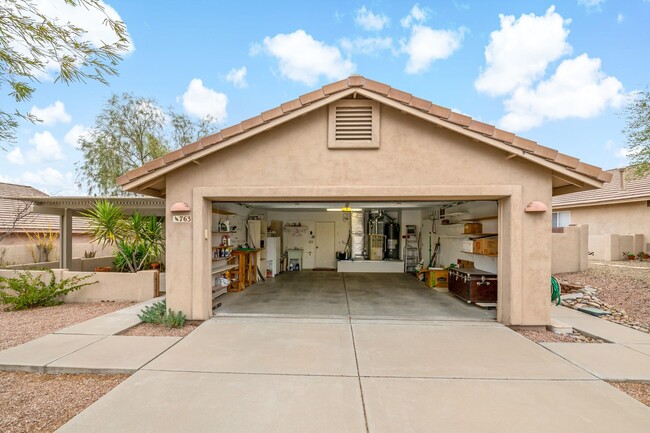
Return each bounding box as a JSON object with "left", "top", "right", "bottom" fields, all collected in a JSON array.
[{"left": 209, "top": 200, "right": 499, "bottom": 321}]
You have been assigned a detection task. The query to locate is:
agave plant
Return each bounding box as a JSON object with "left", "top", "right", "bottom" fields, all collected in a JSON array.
[{"left": 83, "top": 201, "right": 164, "bottom": 272}]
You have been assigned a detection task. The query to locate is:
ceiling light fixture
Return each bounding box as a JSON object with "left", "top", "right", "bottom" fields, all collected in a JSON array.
[{"left": 327, "top": 203, "right": 362, "bottom": 212}]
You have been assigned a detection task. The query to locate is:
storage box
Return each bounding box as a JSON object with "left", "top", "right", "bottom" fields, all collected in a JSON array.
[
  {"left": 464, "top": 223, "right": 482, "bottom": 234},
  {"left": 473, "top": 238, "right": 498, "bottom": 255},
  {"left": 461, "top": 240, "right": 474, "bottom": 253},
  {"left": 448, "top": 268, "right": 497, "bottom": 303}
]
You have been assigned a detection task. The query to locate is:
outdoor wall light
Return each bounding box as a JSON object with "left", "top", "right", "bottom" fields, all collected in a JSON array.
[
  {"left": 170, "top": 202, "right": 191, "bottom": 212},
  {"left": 524, "top": 201, "right": 548, "bottom": 213}
]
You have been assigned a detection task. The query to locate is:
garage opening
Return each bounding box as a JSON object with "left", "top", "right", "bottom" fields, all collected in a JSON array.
[{"left": 209, "top": 200, "right": 499, "bottom": 321}]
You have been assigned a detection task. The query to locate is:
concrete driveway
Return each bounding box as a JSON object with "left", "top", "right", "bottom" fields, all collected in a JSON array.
[{"left": 56, "top": 317, "right": 650, "bottom": 433}]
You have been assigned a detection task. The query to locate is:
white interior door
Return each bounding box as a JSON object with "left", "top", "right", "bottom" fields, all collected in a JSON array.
[{"left": 316, "top": 221, "right": 336, "bottom": 269}]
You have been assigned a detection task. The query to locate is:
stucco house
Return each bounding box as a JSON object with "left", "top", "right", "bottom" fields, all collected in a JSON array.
[
  {"left": 117, "top": 75, "right": 611, "bottom": 325},
  {"left": 552, "top": 166, "right": 650, "bottom": 261}
]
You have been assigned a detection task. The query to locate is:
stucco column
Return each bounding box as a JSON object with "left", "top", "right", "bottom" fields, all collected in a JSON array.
[
  {"left": 191, "top": 190, "right": 212, "bottom": 320},
  {"left": 59, "top": 208, "right": 73, "bottom": 269}
]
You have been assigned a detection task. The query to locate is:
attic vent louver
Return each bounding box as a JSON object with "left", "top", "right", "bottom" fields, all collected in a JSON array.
[{"left": 328, "top": 99, "right": 379, "bottom": 149}]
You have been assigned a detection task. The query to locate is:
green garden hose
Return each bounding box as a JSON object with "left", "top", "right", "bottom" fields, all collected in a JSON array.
[{"left": 551, "top": 276, "right": 561, "bottom": 305}]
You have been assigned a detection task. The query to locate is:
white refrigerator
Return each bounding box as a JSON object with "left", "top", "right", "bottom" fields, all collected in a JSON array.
[{"left": 265, "top": 236, "right": 282, "bottom": 276}]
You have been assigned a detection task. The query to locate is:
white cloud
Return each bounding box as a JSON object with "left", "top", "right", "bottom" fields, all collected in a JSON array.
[
  {"left": 64, "top": 124, "right": 92, "bottom": 148},
  {"left": 499, "top": 54, "right": 624, "bottom": 131},
  {"left": 29, "top": 100, "right": 71, "bottom": 125},
  {"left": 226, "top": 67, "right": 248, "bottom": 88},
  {"left": 402, "top": 25, "right": 465, "bottom": 74},
  {"left": 27, "top": 131, "right": 65, "bottom": 162},
  {"left": 475, "top": 6, "right": 572, "bottom": 96},
  {"left": 617, "top": 13, "right": 624, "bottom": 23},
  {"left": 21, "top": 168, "right": 77, "bottom": 195},
  {"left": 355, "top": 6, "right": 389, "bottom": 31},
  {"left": 262, "top": 30, "right": 355, "bottom": 86},
  {"left": 578, "top": 0, "right": 606, "bottom": 11},
  {"left": 401, "top": 4, "right": 427, "bottom": 28},
  {"left": 7, "top": 147, "right": 25, "bottom": 165},
  {"left": 340, "top": 37, "right": 393, "bottom": 55},
  {"left": 181, "top": 79, "right": 228, "bottom": 122}
]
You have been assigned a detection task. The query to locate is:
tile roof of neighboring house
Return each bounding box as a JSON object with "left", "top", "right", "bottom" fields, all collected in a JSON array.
[
  {"left": 553, "top": 167, "right": 650, "bottom": 208},
  {"left": 117, "top": 75, "right": 612, "bottom": 189},
  {"left": 0, "top": 182, "right": 88, "bottom": 234}
]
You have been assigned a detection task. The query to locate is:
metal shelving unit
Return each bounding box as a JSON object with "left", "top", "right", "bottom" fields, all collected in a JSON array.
[{"left": 404, "top": 225, "right": 419, "bottom": 273}]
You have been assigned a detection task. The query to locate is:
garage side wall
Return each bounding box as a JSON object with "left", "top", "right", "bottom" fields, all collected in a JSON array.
[{"left": 165, "top": 105, "right": 553, "bottom": 324}]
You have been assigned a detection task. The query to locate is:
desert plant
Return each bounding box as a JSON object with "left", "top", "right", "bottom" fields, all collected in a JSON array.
[
  {"left": 83, "top": 249, "right": 97, "bottom": 258},
  {"left": 0, "top": 269, "right": 97, "bottom": 310},
  {"left": 138, "top": 299, "right": 186, "bottom": 328},
  {"left": 25, "top": 227, "right": 59, "bottom": 263},
  {"left": 83, "top": 201, "right": 165, "bottom": 272}
]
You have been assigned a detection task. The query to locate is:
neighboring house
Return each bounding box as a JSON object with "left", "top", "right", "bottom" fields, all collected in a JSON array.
[
  {"left": 117, "top": 75, "right": 610, "bottom": 325},
  {"left": 552, "top": 166, "right": 650, "bottom": 261},
  {"left": 0, "top": 182, "right": 95, "bottom": 265}
]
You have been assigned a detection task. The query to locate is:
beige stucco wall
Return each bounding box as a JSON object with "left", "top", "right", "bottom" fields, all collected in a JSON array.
[
  {"left": 564, "top": 201, "right": 648, "bottom": 259},
  {"left": 551, "top": 225, "right": 589, "bottom": 274},
  {"left": 163, "top": 103, "right": 553, "bottom": 325}
]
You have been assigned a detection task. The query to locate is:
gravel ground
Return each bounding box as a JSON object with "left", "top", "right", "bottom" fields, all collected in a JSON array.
[
  {"left": 609, "top": 382, "right": 650, "bottom": 407},
  {"left": 514, "top": 328, "right": 604, "bottom": 343},
  {"left": 556, "top": 261, "right": 650, "bottom": 329},
  {"left": 121, "top": 321, "right": 200, "bottom": 337},
  {"left": 0, "top": 302, "right": 134, "bottom": 351},
  {"left": 0, "top": 371, "right": 129, "bottom": 433}
]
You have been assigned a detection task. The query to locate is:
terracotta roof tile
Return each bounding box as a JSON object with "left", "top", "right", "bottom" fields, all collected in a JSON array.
[
  {"left": 447, "top": 111, "right": 472, "bottom": 127},
  {"left": 428, "top": 103, "right": 451, "bottom": 119},
  {"left": 119, "top": 75, "right": 608, "bottom": 187},
  {"left": 221, "top": 124, "right": 244, "bottom": 139},
  {"left": 511, "top": 136, "right": 537, "bottom": 152},
  {"left": 127, "top": 165, "right": 149, "bottom": 181},
  {"left": 182, "top": 141, "right": 203, "bottom": 156},
  {"left": 347, "top": 75, "right": 365, "bottom": 87},
  {"left": 162, "top": 149, "right": 185, "bottom": 165},
  {"left": 261, "top": 106, "right": 284, "bottom": 122},
  {"left": 362, "top": 79, "right": 390, "bottom": 95},
  {"left": 493, "top": 129, "right": 516, "bottom": 144},
  {"left": 201, "top": 132, "right": 223, "bottom": 148},
  {"left": 387, "top": 88, "right": 412, "bottom": 105},
  {"left": 299, "top": 89, "right": 327, "bottom": 105},
  {"left": 553, "top": 167, "right": 643, "bottom": 207},
  {"left": 553, "top": 153, "right": 580, "bottom": 169},
  {"left": 468, "top": 120, "right": 496, "bottom": 136},
  {"left": 322, "top": 79, "right": 348, "bottom": 95},
  {"left": 533, "top": 145, "right": 559, "bottom": 161},
  {"left": 280, "top": 98, "right": 302, "bottom": 113},
  {"left": 143, "top": 157, "right": 166, "bottom": 172},
  {"left": 241, "top": 115, "right": 265, "bottom": 131},
  {"left": 409, "top": 96, "right": 432, "bottom": 112},
  {"left": 598, "top": 171, "right": 614, "bottom": 182},
  {"left": 574, "top": 161, "right": 602, "bottom": 178}
]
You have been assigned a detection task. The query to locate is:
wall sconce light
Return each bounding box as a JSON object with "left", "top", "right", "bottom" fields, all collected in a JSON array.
[
  {"left": 170, "top": 202, "right": 191, "bottom": 212},
  {"left": 524, "top": 201, "right": 548, "bottom": 213}
]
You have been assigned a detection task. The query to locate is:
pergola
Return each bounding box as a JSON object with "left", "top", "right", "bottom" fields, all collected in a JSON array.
[{"left": 1, "top": 196, "right": 165, "bottom": 269}]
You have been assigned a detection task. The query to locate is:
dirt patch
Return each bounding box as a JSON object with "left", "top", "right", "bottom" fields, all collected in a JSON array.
[
  {"left": 609, "top": 382, "right": 650, "bottom": 407},
  {"left": 0, "top": 302, "right": 134, "bottom": 351},
  {"left": 0, "top": 371, "right": 128, "bottom": 433},
  {"left": 121, "top": 321, "right": 200, "bottom": 337},
  {"left": 556, "top": 262, "right": 650, "bottom": 332},
  {"left": 514, "top": 328, "right": 604, "bottom": 343}
]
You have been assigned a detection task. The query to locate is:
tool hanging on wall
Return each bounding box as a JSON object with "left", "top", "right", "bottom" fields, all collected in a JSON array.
[{"left": 428, "top": 237, "right": 441, "bottom": 268}]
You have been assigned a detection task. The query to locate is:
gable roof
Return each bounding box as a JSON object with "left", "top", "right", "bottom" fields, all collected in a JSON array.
[
  {"left": 117, "top": 75, "right": 612, "bottom": 196},
  {"left": 553, "top": 167, "right": 650, "bottom": 209}
]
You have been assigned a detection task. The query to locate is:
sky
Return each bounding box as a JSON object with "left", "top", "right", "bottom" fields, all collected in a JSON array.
[{"left": 2, "top": 0, "right": 650, "bottom": 195}]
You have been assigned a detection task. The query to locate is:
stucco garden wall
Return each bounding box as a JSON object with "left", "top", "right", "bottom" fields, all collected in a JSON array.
[
  {"left": 163, "top": 104, "right": 553, "bottom": 325},
  {"left": 551, "top": 225, "right": 588, "bottom": 274}
]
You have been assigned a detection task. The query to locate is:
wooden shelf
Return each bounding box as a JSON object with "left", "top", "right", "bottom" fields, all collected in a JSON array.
[
  {"left": 213, "top": 245, "right": 233, "bottom": 249},
  {"left": 469, "top": 233, "right": 498, "bottom": 238},
  {"left": 211, "top": 264, "right": 238, "bottom": 275},
  {"left": 463, "top": 252, "right": 498, "bottom": 257},
  {"left": 212, "top": 257, "right": 232, "bottom": 262},
  {"left": 441, "top": 212, "right": 467, "bottom": 218},
  {"left": 462, "top": 216, "right": 497, "bottom": 222}
]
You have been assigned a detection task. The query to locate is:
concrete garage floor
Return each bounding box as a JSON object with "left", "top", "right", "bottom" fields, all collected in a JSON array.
[{"left": 215, "top": 271, "right": 496, "bottom": 321}]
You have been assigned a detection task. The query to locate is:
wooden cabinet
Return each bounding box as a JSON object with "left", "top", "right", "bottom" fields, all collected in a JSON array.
[{"left": 448, "top": 268, "right": 497, "bottom": 303}]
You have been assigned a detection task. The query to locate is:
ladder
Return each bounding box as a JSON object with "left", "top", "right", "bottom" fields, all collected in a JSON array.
[{"left": 404, "top": 225, "right": 419, "bottom": 273}]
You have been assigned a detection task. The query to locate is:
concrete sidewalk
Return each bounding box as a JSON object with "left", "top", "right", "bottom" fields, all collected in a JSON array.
[
  {"left": 0, "top": 297, "right": 179, "bottom": 373},
  {"left": 543, "top": 306, "right": 650, "bottom": 382}
]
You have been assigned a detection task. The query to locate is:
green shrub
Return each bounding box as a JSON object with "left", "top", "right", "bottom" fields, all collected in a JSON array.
[
  {"left": 138, "top": 300, "right": 186, "bottom": 328},
  {"left": 0, "top": 269, "right": 97, "bottom": 310}
]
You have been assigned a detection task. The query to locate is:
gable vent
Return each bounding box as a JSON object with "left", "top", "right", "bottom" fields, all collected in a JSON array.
[
  {"left": 328, "top": 99, "right": 379, "bottom": 149},
  {"left": 335, "top": 105, "right": 373, "bottom": 141}
]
